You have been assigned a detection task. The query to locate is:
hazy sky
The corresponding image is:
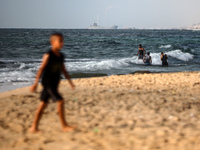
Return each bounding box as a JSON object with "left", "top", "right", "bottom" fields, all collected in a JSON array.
[{"left": 0, "top": 0, "right": 200, "bottom": 29}]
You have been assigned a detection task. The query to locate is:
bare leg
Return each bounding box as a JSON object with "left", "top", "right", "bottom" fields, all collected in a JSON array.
[
  {"left": 29, "top": 101, "right": 48, "bottom": 133},
  {"left": 57, "top": 100, "right": 75, "bottom": 132}
]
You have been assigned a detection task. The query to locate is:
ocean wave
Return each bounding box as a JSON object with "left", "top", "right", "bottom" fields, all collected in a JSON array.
[
  {"left": 66, "top": 55, "right": 150, "bottom": 72},
  {"left": 0, "top": 61, "right": 39, "bottom": 84},
  {"left": 66, "top": 50, "right": 194, "bottom": 72},
  {"left": 66, "top": 59, "right": 129, "bottom": 72},
  {"left": 97, "top": 40, "right": 121, "bottom": 45},
  {"left": 159, "top": 45, "right": 172, "bottom": 49},
  {"left": 166, "top": 50, "right": 194, "bottom": 61},
  {"left": 0, "top": 70, "right": 35, "bottom": 83},
  {"left": 0, "top": 50, "right": 195, "bottom": 85},
  {"left": 19, "top": 63, "right": 26, "bottom": 69},
  {"left": 0, "top": 61, "right": 5, "bottom": 64}
]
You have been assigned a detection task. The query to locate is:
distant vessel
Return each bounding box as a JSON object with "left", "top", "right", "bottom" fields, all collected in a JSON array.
[{"left": 89, "top": 22, "right": 118, "bottom": 29}]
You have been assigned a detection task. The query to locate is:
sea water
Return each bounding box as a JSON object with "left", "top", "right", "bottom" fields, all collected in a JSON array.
[{"left": 0, "top": 29, "right": 199, "bottom": 92}]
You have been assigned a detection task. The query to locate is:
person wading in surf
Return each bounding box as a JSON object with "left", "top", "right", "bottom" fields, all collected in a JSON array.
[
  {"left": 143, "top": 52, "right": 152, "bottom": 65},
  {"left": 161, "top": 52, "right": 168, "bottom": 66},
  {"left": 136, "top": 44, "right": 146, "bottom": 59}
]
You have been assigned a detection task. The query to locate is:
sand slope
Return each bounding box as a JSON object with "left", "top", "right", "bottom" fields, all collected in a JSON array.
[{"left": 0, "top": 72, "right": 200, "bottom": 150}]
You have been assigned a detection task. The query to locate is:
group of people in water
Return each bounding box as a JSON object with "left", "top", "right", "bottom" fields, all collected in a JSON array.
[
  {"left": 136, "top": 44, "right": 168, "bottom": 66},
  {"left": 28, "top": 33, "right": 170, "bottom": 133}
]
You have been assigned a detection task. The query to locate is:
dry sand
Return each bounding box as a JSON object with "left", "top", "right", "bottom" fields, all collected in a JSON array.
[{"left": 0, "top": 72, "right": 200, "bottom": 150}]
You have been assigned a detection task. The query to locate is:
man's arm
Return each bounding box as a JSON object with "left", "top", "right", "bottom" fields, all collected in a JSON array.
[
  {"left": 62, "top": 64, "right": 75, "bottom": 90},
  {"left": 136, "top": 49, "right": 139, "bottom": 55},
  {"left": 30, "top": 54, "right": 49, "bottom": 92},
  {"left": 160, "top": 55, "right": 163, "bottom": 60},
  {"left": 143, "top": 49, "right": 146, "bottom": 55}
]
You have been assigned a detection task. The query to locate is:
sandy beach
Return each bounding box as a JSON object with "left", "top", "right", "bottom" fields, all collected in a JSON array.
[{"left": 0, "top": 72, "right": 200, "bottom": 150}]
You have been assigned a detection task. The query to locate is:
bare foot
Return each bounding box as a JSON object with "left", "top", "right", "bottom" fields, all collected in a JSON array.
[
  {"left": 29, "top": 127, "right": 41, "bottom": 133},
  {"left": 62, "top": 126, "right": 76, "bottom": 132}
]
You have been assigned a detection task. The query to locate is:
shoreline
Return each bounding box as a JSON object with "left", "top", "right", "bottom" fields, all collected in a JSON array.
[
  {"left": 0, "top": 70, "right": 199, "bottom": 94},
  {"left": 1, "top": 71, "right": 200, "bottom": 150}
]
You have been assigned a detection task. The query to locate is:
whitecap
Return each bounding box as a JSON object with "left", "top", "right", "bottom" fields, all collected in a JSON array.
[
  {"left": 159, "top": 45, "right": 172, "bottom": 49},
  {"left": 166, "top": 50, "right": 194, "bottom": 61}
]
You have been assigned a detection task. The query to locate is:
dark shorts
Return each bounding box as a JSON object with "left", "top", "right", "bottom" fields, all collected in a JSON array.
[
  {"left": 40, "top": 86, "right": 63, "bottom": 103},
  {"left": 138, "top": 55, "right": 143, "bottom": 59},
  {"left": 162, "top": 62, "right": 168, "bottom": 66}
]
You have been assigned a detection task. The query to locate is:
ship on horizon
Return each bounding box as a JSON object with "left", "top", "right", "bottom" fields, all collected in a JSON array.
[{"left": 89, "top": 22, "right": 118, "bottom": 29}]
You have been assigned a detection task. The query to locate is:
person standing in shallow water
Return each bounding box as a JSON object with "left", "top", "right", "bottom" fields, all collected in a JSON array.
[
  {"left": 143, "top": 52, "right": 152, "bottom": 65},
  {"left": 136, "top": 44, "right": 146, "bottom": 59},
  {"left": 161, "top": 52, "right": 168, "bottom": 66}
]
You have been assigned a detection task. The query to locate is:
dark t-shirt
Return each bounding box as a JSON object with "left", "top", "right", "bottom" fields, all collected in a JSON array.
[
  {"left": 41, "top": 50, "right": 64, "bottom": 87},
  {"left": 139, "top": 50, "right": 144, "bottom": 55}
]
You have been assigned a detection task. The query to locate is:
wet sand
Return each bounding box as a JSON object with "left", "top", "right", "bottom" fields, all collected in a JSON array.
[{"left": 0, "top": 72, "right": 200, "bottom": 150}]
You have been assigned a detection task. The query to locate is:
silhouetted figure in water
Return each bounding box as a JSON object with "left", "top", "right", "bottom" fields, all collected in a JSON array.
[
  {"left": 161, "top": 52, "right": 168, "bottom": 66},
  {"left": 136, "top": 44, "right": 146, "bottom": 59}
]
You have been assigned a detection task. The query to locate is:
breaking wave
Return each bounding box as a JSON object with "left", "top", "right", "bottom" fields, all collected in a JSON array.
[
  {"left": 66, "top": 50, "right": 194, "bottom": 72},
  {"left": 159, "top": 45, "right": 172, "bottom": 49}
]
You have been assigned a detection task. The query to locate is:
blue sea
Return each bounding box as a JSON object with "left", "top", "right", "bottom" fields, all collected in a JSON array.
[{"left": 0, "top": 29, "right": 200, "bottom": 92}]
